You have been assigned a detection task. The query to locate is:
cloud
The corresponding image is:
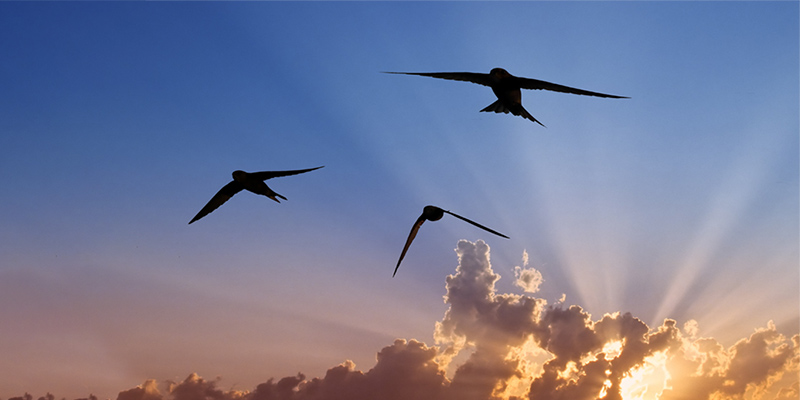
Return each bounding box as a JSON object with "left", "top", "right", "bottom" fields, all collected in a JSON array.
[
  {"left": 13, "top": 240, "right": 798, "bottom": 400},
  {"left": 660, "top": 321, "right": 800, "bottom": 400},
  {"left": 437, "top": 241, "right": 547, "bottom": 399},
  {"left": 775, "top": 381, "right": 799, "bottom": 399},
  {"left": 166, "top": 374, "right": 247, "bottom": 400},
  {"left": 243, "top": 240, "right": 797, "bottom": 400},
  {"left": 246, "top": 339, "right": 447, "bottom": 400},
  {"left": 116, "top": 380, "right": 161, "bottom": 400},
  {"left": 513, "top": 250, "right": 543, "bottom": 294}
]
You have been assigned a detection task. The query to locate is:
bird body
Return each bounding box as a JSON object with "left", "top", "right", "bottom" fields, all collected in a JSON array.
[
  {"left": 393, "top": 205, "right": 508, "bottom": 277},
  {"left": 189, "top": 166, "right": 323, "bottom": 224},
  {"left": 384, "top": 67, "right": 628, "bottom": 126},
  {"left": 232, "top": 170, "right": 287, "bottom": 203}
]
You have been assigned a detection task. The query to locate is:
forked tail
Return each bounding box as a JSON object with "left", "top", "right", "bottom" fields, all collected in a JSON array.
[{"left": 480, "top": 100, "right": 545, "bottom": 127}]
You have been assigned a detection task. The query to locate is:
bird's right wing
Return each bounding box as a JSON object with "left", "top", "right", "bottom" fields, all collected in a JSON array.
[
  {"left": 189, "top": 181, "right": 244, "bottom": 224},
  {"left": 383, "top": 72, "right": 493, "bottom": 87},
  {"left": 250, "top": 166, "right": 324, "bottom": 181},
  {"left": 393, "top": 215, "right": 427, "bottom": 277},
  {"left": 444, "top": 211, "right": 510, "bottom": 239},
  {"left": 513, "top": 76, "right": 629, "bottom": 98}
]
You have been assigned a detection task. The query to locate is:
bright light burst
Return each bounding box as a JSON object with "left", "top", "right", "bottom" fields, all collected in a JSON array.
[
  {"left": 603, "top": 340, "right": 624, "bottom": 361},
  {"left": 620, "top": 351, "right": 671, "bottom": 400}
]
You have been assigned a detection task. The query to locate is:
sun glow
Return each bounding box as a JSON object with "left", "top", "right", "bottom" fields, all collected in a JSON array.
[
  {"left": 603, "top": 339, "right": 623, "bottom": 361},
  {"left": 558, "top": 361, "right": 581, "bottom": 382},
  {"left": 498, "top": 337, "right": 552, "bottom": 398},
  {"left": 619, "top": 351, "right": 671, "bottom": 400},
  {"left": 599, "top": 378, "right": 613, "bottom": 398}
]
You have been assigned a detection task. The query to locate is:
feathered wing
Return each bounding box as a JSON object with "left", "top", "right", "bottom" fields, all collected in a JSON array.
[
  {"left": 513, "top": 76, "right": 629, "bottom": 98},
  {"left": 393, "top": 215, "right": 427, "bottom": 277},
  {"left": 443, "top": 210, "right": 510, "bottom": 239},
  {"left": 250, "top": 166, "right": 324, "bottom": 181},
  {"left": 189, "top": 181, "right": 244, "bottom": 224},
  {"left": 383, "top": 71, "right": 493, "bottom": 87},
  {"left": 480, "top": 100, "right": 545, "bottom": 127}
]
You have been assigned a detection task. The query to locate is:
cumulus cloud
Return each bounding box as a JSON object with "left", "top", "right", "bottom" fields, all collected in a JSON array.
[
  {"left": 255, "top": 339, "right": 448, "bottom": 400},
  {"left": 167, "top": 374, "right": 247, "bottom": 400},
  {"left": 436, "top": 241, "right": 546, "bottom": 399},
  {"left": 116, "top": 380, "right": 161, "bottom": 400},
  {"left": 660, "top": 321, "right": 800, "bottom": 400},
  {"left": 513, "top": 250, "right": 544, "bottom": 294},
  {"left": 13, "top": 240, "right": 799, "bottom": 400}
]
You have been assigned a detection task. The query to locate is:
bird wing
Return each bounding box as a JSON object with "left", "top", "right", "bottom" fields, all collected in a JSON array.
[
  {"left": 443, "top": 210, "right": 510, "bottom": 239},
  {"left": 189, "top": 181, "right": 244, "bottom": 224},
  {"left": 250, "top": 166, "right": 324, "bottom": 181},
  {"left": 383, "top": 71, "right": 493, "bottom": 87},
  {"left": 512, "top": 77, "right": 629, "bottom": 98},
  {"left": 393, "top": 215, "right": 427, "bottom": 277}
]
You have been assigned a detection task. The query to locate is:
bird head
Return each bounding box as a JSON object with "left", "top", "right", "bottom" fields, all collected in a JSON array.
[
  {"left": 232, "top": 170, "right": 247, "bottom": 182},
  {"left": 422, "top": 205, "right": 445, "bottom": 222},
  {"left": 490, "top": 68, "right": 511, "bottom": 79}
]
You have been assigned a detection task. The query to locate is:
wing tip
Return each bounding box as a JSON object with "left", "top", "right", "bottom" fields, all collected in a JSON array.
[{"left": 392, "top": 262, "right": 401, "bottom": 277}]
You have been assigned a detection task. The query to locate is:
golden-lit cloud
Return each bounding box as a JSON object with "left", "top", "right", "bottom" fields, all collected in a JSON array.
[
  {"left": 9, "top": 241, "right": 798, "bottom": 400},
  {"left": 514, "top": 250, "right": 544, "bottom": 294},
  {"left": 116, "top": 380, "right": 160, "bottom": 400}
]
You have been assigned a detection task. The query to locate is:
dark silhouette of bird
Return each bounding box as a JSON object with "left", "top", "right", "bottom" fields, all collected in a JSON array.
[
  {"left": 189, "top": 166, "right": 323, "bottom": 224},
  {"left": 393, "top": 205, "right": 509, "bottom": 277},
  {"left": 384, "top": 68, "right": 628, "bottom": 126}
]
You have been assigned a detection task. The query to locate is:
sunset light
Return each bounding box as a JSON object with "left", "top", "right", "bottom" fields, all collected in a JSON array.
[{"left": 0, "top": 2, "right": 796, "bottom": 400}]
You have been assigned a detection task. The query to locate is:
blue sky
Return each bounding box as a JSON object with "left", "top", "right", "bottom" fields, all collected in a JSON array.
[{"left": 0, "top": 2, "right": 797, "bottom": 399}]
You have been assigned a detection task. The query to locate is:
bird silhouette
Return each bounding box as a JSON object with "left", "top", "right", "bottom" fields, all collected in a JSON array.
[
  {"left": 393, "top": 205, "right": 509, "bottom": 277},
  {"left": 189, "top": 166, "right": 323, "bottom": 224},
  {"left": 384, "top": 68, "right": 628, "bottom": 126}
]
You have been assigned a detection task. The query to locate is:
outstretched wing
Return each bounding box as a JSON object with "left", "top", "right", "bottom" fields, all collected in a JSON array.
[
  {"left": 444, "top": 210, "right": 510, "bottom": 239},
  {"left": 250, "top": 166, "right": 324, "bottom": 181},
  {"left": 393, "top": 215, "right": 427, "bottom": 277},
  {"left": 189, "top": 181, "right": 244, "bottom": 224},
  {"left": 383, "top": 71, "right": 493, "bottom": 87},
  {"left": 512, "top": 77, "right": 629, "bottom": 98}
]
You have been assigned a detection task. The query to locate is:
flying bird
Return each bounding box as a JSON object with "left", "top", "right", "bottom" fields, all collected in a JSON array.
[
  {"left": 189, "top": 166, "right": 323, "bottom": 224},
  {"left": 393, "top": 205, "right": 509, "bottom": 277},
  {"left": 384, "top": 68, "right": 628, "bottom": 126}
]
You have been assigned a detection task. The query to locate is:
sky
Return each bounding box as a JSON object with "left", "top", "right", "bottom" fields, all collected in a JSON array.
[{"left": 0, "top": 2, "right": 798, "bottom": 400}]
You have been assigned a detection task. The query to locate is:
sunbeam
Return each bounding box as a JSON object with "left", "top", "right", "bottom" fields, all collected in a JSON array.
[
  {"left": 653, "top": 104, "right": 799, "bottom": 329},
  {"left": 1, "top": 2, "right": 796, "bottom": 399}
]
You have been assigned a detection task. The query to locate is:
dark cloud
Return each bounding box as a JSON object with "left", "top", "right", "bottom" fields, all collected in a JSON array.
[
  {"left": 250, "top": 374, "right": 305, "bottom": 400},
  {"left": 245, "top": 339, "right": 447, "bottom": 400},
  {"left": 12, "top": 240, "right": 798, "bottom": 400}
]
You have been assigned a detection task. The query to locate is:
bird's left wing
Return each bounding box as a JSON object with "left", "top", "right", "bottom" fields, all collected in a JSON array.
[
  {"left": 393, "top": 215, "right": 427, "bottom": 277},
  {"left": 251, "top": 166, "right": 324, "bottom": 181},
  {"left": 383, "top": 72, "right": 493, "bottom": 87},
  {"left": 443, "top": 210, "right": 510, "bottom": 239},
  {"left": 513, "top": 77, "right": 629, "bottom": 98},
  {"left": 189, "top": 181, "right": 244, "bottom": 224}
]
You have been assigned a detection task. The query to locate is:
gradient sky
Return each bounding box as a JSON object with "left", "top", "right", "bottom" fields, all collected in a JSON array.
[{"left": 0, "top": 2, "right": 798, "bottom": 400}]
